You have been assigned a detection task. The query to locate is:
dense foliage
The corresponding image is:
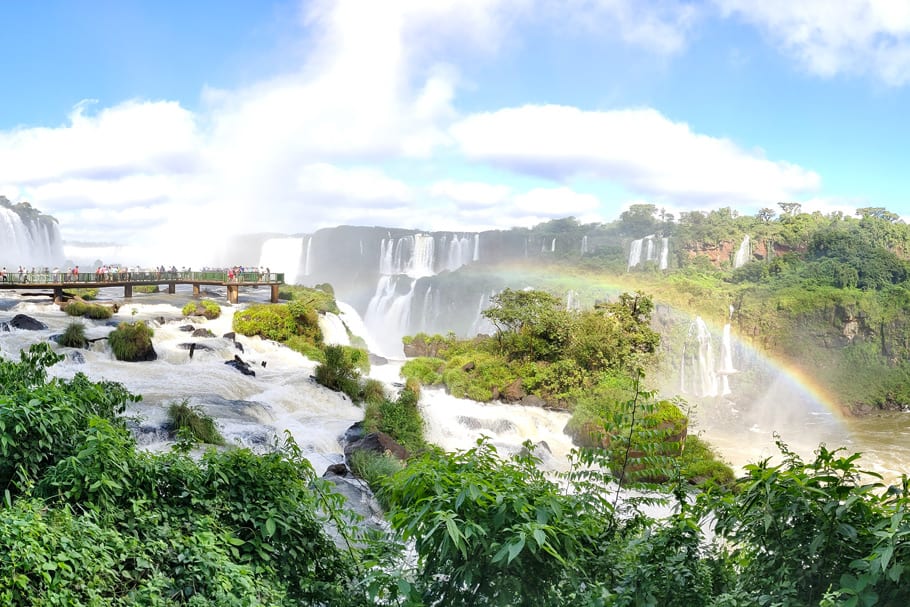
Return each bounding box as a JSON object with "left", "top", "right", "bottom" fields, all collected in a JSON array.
[
  {"left": 232, "top": 301, "right": 322, "bottom": 343},
  {"left": 58, "top": 321, "right": 88, "bottom": 348},
  {"left": 182, "top": 299, "right": 221, "bottom": 319},
  {"left": 64, "top": 300, "right": 113, "bottom": 320},
  {"left": 276, "top": 283, "right": 339, "bottom": 314},
  {"left": 108, "top": 320, "right": 156, "bottom": 361},
  {"left": 167, "top": 400, "right": 225, "bottom": 445}
]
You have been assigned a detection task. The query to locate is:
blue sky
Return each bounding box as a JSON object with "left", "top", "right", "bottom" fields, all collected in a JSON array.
[{"left": 3, "top": 0, "right": 910, "bottom": 262}]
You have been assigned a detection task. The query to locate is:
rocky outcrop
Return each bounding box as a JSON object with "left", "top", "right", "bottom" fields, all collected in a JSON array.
[
  {"left": 6, "top": 314, "right": 48, "bottom": 331},
  {"left": 344, "top": 431, "right": 409, "bottom": 462},
  {"left": 192, "top": 328, "right": 215, "bottom": 338},
  {"left": 225, "top": 355, "right": 256, "bottom": 376}
]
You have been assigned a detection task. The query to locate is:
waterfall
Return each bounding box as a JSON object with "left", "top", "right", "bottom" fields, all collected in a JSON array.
[
  {"left": 581, "top": 235, "right": 588, "bottom": 255},
  {"left": 551, "top": 238, "right": 556, "bottom": 252},
  {"left": 318, "top": 312, "right": 351, "bottom": 346},
  {"left": 659, "top": 237, "right": 669, "bottom": 270},
  {"left": 733, "top": 235, "right": 751, "bottom": 268},
  {"left": 364, "top": 275, "right": 418, "bottom": 356},
  {"left": 304, "top": 236, "right": 313, "bottom": 276},
  {"left": 681, "top": 317, "right": 719, "bottom": 397},
  {"left": 718, "top": 323, "right": 736, "bottom": 396},
  {"left": 473, "top": 234, "right": 480, "bottom": 261},
  {"left": 628, "top": 239, "right": 643, "bottom": 269},
  {"left": 0, "top": 206, "right": 64, "bottom": 267},
  {"left": 443, "top": 234, "right": 474, "bottom": 272},
  {"left": 258, "top": 237, "right": 303, "bottom": 283},
  {"left": 645, "top": 237, "right": 654, "bottom": 262}
]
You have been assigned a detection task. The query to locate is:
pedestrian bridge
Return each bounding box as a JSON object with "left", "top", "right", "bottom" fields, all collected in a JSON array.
[{"left": 0, "top": 271, "right": 285, "bottom": 304}]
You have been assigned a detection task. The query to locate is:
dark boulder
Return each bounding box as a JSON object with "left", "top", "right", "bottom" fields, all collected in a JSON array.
[
  {"left": 68, "top": 350, "right": 86, "bottom": 364},
  {"left": 10, "top": 314, "right": 47, "bottom": 330},
  {"left": 222, "top": 331, "right": 236, "bottom": 340},
  {"left": 178, "top": 324, "right": 195, "bottom": 332},
  {"left": 521, "top": 394, "right": 546, "bottom": 408},
  {"left": 192, "top": 328, "right": 216, "bottom": 338},
  {"left": 369, "top": 353, "right": 388, "bottom": 365},
  {"left": 502, "top": 379, "right": 527, "bottom": 402},
  {"left": 177, "top": 342, "right": 214, "bottom": 352},
  {"left": 225, "top": 355, "right": 256, "bottom": 376},
  {"left": 461, "top": 361, "right": 476, "bottom": 372},
  {"left": 344, "top": 431, "right": 409, "bottom": 462}
]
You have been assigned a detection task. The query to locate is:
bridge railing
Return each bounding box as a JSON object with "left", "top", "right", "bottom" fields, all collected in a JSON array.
[{"left": 0, "top": 271, "right": 285, "bottom": 285}]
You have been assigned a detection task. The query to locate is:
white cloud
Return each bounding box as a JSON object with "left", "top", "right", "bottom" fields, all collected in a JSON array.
[
  {"left": 716, "top": 0, "right": 910, "bottom": 85},
  {"left": 563, "top": 0, "right": 700, "bottom": 55},
  {"left": 451, "top": 104, "right": 821, "bottom": 207}
]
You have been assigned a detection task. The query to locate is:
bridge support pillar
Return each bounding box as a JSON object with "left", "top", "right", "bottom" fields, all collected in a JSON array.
[
  {"left": 168, "top": 283, "right": 176, "bottom": 295},
  {"left": 193, "top": 283, "right": 200, "bottom": 298},
  {"left": 227, "top": 284, "right": 239, "bottom": 304},
  {"left": 270, "top": 284, "right": 279, "bottom": 303},
  {"left": 53, "top": 287, "right": 63, "bottom": 301},
  {"left": 124, "top": 285, "right": 132, "bottom": 299}
]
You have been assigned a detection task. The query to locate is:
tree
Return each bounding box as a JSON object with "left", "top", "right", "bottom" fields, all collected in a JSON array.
[
  {"left": 482, "top": 289, "right": 572, "bottom": 362},
  {"left": 757, "top": 207, "right": 776, "bottom": 223},
  {"left": 777, "top": 201, "right": 802, "bottom": 216},
  {"left": 619, "top": 203, "right": 659, "bottom": 237},
  {"left": 856, "top": 207, "right": 900, "bottom": 222}
]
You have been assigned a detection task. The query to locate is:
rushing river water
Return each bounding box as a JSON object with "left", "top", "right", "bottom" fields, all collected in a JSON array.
[{"left": 0, "top": 287, "right": 908, "bottom": 484}]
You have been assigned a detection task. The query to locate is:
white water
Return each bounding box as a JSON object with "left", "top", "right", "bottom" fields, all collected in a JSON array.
[
  {"left": 681, "top": 316, "right": 719, "bottom": 397},
  {"left": 365, "top": 275, "right": 417, "bottom": 357},
  {"left": 628, "top": 234, "right": 659, "bottom": 270},
  {"left": 628, "top": 239, "right": 643, "bottom": 269},
  {"left": 319, "top": 312, "right": 351, "bottom": 346},
  {"left": 258, "top": 237, "right": 303, "bottom": 283},
  {"left": 659, "top": 237, "right": 669, "bottom": 270},
  {"left": 0, "top": 290, "right": 363, "bottom": 472},
  {"left": 304, "top": 236, "right": 313, "bottom": 276},
  {"left": 733, "top": 235, "right": 751, "bottom": 268},
  {"left": 718, "top": 323, "right": 735, "bottom": 396}
]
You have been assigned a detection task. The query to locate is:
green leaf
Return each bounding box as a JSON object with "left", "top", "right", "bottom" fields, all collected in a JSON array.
[
  {"left": 533, "top": 528, "right": 546, "bottom": 548},
  {"left": 265, "top": 517, "right": 277, "bottom": 538}
]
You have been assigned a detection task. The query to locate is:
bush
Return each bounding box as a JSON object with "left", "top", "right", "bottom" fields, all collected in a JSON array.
[
  {"left": 277, "top": 284, "right": 339, "bottom": 313},
  {"left": 108, "top": 321, "right": 156, "bottom": 362},
  {"left": 58, "top": 322, "right": 88, "bottom": 348},
  {"left": 167, "top": 400, "right": 225, "bottom": 445},
  {"left": 361, "top": 378, "right": 386, "bottom": 405},
  {"left": 347, "top": 450, "right": 403, "bottom": 510},
  {"left": 363, "top": 383, "right": 425, "bottom": 453},
  {"left": 133, "top": 285, "right": 159, "bottom": 293},
  {"left": 314, "top": 345, "right": 362, "bottom": 401},
  {"left": 401, "top": 357, "right": 445, "bottom": 386},
  {"left": 182, "top": 299, "right": 221, "bottom": 319},
  {"left": 233, "top": 302, "right": 322, "bottom": 344},
  {"left": 69, "top": 288, "right": 98, "bottom": 300},
  {"left": 680, "top": 435, "right": 735, "bottom": 489},
  {"left": 64, "top": 300, "right": 113, "bottom": 320}
]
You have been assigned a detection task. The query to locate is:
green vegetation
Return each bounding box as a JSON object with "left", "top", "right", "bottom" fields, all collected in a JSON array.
[
  {"left": 314, "top": 344, "right": 366, "bottom": 401},
  {"left": 58, "top": 322, "right": 88, "bottom": 348},
  {"left": 363, "top": 379, "right": 425, "bottom": 454},
  {"left": 69, "top": 287, "right": 99, "bottom": 300},
  {"left": 233, "top": 301, "right": 322, "bottom": 343},
  {"left": 182, "top": 299, "right": 222, "bottom": 319},
  {"left": 167, "top": 400, "right": 225, "bottom": 445},
  {"left": 64, "top": 300, "right": 113, "bottom": 320},
  {"left": 277, "top": 283, "right": 339, "bottom": 313},
  {"left": 0, "top": 344, "right": 362, "bottom": 605},
  {"left": 133, "top": 284, "right": 159, "bottom": 293},
  {"left": 347, "top": 450, "right": 403, "bottom": 509},
  {"left": 108, "top": 321, "right": 155, "bottom": 361}
]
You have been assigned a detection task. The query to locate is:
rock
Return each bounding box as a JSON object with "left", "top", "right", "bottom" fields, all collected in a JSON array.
[
  {"left": 235, "top": 341, "right": 244, "bottom": 353},
  {"left": 326, "top": 462, "right": 348, "bottom": 476},
  {"left": 344, "top": 431, "right": 409, "bottom": 462},
  {"left": 192, "top": 328, "right": 215, "bottom": 338},
  {"left": 521, "top": 394, "right": 546, "bottom": 408},
  {"left": 222, "top": 332, "right": 236, "bottom": 340},
  {"left": 178, "top": 324, "right": 195, "bottom": 332},
  {"left": 68, "top": 350, "right": 85, "bottom": 364},
  {"left": 10, "top": 314, "right": 47, "bottom": 330},
  {"left": 462, "top": 361, "right": 476, "bottom": 372},
  {"left": 369, "top": 353, "right": 388, "bottom": 365},
  {"left": 177, "top": 342, "right": 214, "bottom": 352},
  {"left": 225, "top": 355, "right": 256, "bottom": 376},
  {"left": 321, "top": 467, "right": 385, "bottom": 536},
  {"left": 502, "top": 379, "right": 526, "bottom": 402},
  {"left": 343, "top": 422, "right": 365, "bottom": 445}
]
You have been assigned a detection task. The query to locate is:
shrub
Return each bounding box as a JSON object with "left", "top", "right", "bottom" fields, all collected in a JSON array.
[
  {"left": 108, "top": 321, "right": 156, "bottom": 362},
  {"left": 680, "top": 435, "right": 735, "bottom": 489},
  {"left": 233, "top": 302, "right": 322, "bottom": 344},
  {"left": 347, "top": 450, "right": 403, "bottom": 510},
  {"left": 58, "top": 322, "right": 88, "bottom": 348},
  {"left": 64, "top": 300, "right": 113, "bottom": 320},
  {"left": 361, "top": 378, "right": 386, "bottom": 405},
  {"left": 277, "top": 284, "right": 339, "bottom": 313},
  {"left": 315, "top": 345, "right": 362, "bottom": 401},
  {"left": 133, "top": 285, "right": 159, "bottom": 293},
  {"left": 363, "top": 383, "right": 425, "bottom": 453},
  {"left": 401, "top": 357, "right": 445, "bottom": 386},
  {"left": 182, "top": 299, "right": 222, "bottom": 319},
  {"left": 286, "top": 335, "right": 326, "bottom": 362},
  {"left": 167, "top": 400, "right": 225, "bottom": 445},
  {"left": 69, "top": 287, "right": 98, "bottom": 300}
]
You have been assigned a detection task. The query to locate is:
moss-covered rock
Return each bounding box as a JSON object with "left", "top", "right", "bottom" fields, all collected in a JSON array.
[
  {"left": 108, "top": 321, "right": 156, "bottom": 362},
  {"left": 182, "top": 299, "right": 221, "bottom": 319}
]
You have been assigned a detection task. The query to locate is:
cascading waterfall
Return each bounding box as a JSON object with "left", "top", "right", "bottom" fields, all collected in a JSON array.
[
  {"left": 718, "top": 323, "right": 736, "bottom": 396},
  {"left": 0, "top": 206, "right": 65, "bottom": 267},
  {"left": 733, "top": 235, "right": 751, "bottom": 268},
  {"left": 551, "top": 238, "right": 556, "bottom": 252},
  {"left": 659, "top": 237, "right": 669, "bottom": 270},
  {"left": 443, "top": 235, "right": 474, "bottom": 272},
  {"left": 258, "top": 237, "right": 303, "bottom": 284},
  {"left": 581, "top": 235, "right": 589, "bottom": 255},
  {"left": 628, "top": 238, "right": 644, "bottom": 269},
  {"left": 318, "top": 312, "right": 351, "bottom": 346},
  {"left": 645, "top": 237, "right": 654, "bottom": 262},
  {"left": 681, "top": 316, "right": 719, "bottom": 397},
  {"left": 304, "top": 236, "right": 313, "bottom": 276},
  {"left": 473, "top": 234, "right": 480, "bottom": 261}
]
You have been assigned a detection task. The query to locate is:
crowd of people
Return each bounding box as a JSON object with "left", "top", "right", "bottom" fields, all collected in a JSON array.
[{"left": 0, "top": 264, "right": 276, "bottom": 283}]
